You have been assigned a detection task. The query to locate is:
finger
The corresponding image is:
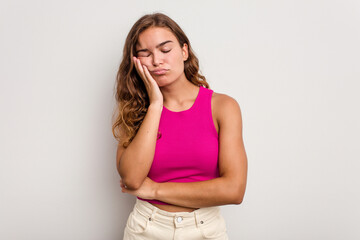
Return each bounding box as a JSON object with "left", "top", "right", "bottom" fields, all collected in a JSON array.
[
  {"left": 142, "top": 65, "right": 154, "bottom": 83},
  {"left": 120, "top": 179, "right": 128, "bottom": 188},
  {"left": 135, "top": 58, "right": 146, "bottom": 80},
  {"left": 121, "top": 186, "right": 131, "bottom": 194},
  {"left": 136, "top": 62, "right": 153, "bottom": 92},
  {"left": 132, "top": 57, "right": 152, "bottom": 94},
  {"left": 132, "top": 57, "right": 141, "bottom": 75},
  {"left": 132, "top": 56, "right": 140, "bottom": 74}
]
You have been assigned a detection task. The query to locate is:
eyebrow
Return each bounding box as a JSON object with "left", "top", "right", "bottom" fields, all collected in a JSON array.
[{"left": 136, "top": 40, "right": 173, "bottom": 54}]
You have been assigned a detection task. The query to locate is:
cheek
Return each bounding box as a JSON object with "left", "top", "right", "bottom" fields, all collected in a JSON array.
[
  {"left": 138, "top": 58, "right": 150, "bottom": 66},
  {"left": 168, "top": 52, "right": 184, "bottom": 66}
]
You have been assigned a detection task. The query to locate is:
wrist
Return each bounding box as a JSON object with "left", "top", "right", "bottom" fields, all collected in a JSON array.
[
  {"left": 153, "top": 181, "right": 161, "bottom": 200},
  {"left": 149, "top": 102, "right": 163, "bottom": 111}
]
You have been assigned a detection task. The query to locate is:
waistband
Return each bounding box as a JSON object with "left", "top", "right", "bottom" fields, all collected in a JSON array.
[{"left": 133, "top": 199, "right": 221, "bottom": 228}]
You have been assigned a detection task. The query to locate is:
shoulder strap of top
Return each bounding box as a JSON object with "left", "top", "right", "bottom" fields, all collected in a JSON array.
[
  {"left": 198, "top": 86, "right": 218, "bottom": 138},
  {"left": 197, "top": 86, "right": 213, "bottom": 106}
]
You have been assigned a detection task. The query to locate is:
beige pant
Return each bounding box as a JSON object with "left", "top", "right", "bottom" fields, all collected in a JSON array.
[{"left": 123, "top": 199, "right": 229, "bottom": 240}]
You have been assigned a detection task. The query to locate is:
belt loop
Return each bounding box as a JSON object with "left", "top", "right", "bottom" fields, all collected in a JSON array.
[
  {"left": 149, "top": 205, "right": 157, "bottom": 222},
  {"left": 194, "top": 210, "right": 200, "bottom": 228}
]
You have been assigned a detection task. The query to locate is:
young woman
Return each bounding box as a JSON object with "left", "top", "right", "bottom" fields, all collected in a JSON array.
[{"left": 112, "top": 12, "right": 248, "bottom": 240}]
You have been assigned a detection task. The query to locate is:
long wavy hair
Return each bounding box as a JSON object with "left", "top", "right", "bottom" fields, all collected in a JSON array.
[{"left": 112, "top": 12, "right": 210, "bottom": 148}]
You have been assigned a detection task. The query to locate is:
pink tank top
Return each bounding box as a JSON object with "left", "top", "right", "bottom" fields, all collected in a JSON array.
[{"left": 138, "top": 85, "right": 219, "bottom": 205}]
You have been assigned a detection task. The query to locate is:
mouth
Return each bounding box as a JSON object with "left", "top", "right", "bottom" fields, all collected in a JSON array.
[{"left": 151, "top": 69, "right": 168, "bottom": 75}]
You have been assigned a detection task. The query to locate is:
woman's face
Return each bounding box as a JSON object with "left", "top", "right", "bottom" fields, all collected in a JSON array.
[{"left": 135, "top": 27, "right": 188, "bottom": 86}]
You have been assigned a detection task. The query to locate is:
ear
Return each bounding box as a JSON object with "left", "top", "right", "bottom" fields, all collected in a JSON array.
[{"left": 182, "top": 43, "right": 189, "bottom": 61}]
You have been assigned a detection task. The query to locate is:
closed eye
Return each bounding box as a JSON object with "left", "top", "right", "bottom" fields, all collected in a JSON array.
[{"left": 138, "top": 49, "right": 172, "bottom": 58}]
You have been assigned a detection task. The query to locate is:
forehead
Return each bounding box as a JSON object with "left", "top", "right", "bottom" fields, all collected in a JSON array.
[{"left": 136, "top": 27, "right": 178, "bottom": 48}]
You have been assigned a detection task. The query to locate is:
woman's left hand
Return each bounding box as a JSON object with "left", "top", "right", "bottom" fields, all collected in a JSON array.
[{"left": 120, "top": 177, "right": 158, "bottom": 200}]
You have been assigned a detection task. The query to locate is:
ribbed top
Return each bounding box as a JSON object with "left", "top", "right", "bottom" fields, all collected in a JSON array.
[{"left": 138, "top": 85, "right": 219, "bottom": 205}]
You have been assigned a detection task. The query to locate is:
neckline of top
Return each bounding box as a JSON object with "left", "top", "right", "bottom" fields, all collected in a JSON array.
[{"left": 163, "top": 86, "right": 202, "bottom": 113}]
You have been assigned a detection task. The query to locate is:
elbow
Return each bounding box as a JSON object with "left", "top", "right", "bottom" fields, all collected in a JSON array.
[
  {"left": 233, "top": 195, "right": 244, "bottom": 205},
  {"left": 230, "top": 187, "right": 245, "bottom": 205},
  {"left": 118, "top": 162, "right": 144, "bottom": 190},
  {"left": 120, "top": 176, "right": 144, "bottom": 190}
]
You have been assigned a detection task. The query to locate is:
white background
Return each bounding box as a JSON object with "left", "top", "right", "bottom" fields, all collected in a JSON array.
[{"left": 1, "top": 0, "right": 359, "bottom": 239}]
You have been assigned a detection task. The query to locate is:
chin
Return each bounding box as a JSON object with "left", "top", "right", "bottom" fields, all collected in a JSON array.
[{"left": 156, "top": 78, "right": 176, "bottom": 87}]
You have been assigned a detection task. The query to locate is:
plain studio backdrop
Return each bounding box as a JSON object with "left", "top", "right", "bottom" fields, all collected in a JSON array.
[{"left": 1, "top": 0, "right": 359, "bottom": 239}]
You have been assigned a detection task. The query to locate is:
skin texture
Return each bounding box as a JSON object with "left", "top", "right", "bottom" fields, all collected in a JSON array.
[
  {"left": 118, "top": 27, "right": 248, "bottom": 212},
  {"left": 135, "top": 26, "right": 189, "bottom": 89}
]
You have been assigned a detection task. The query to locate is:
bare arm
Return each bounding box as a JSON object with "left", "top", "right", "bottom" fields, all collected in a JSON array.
[
  {"left": 117, "top": 57, "right": 164, "bottom": 190},
  {"left": 121, "top": 95, "right": 248, "bottom": 208},
  {"left": 116, "top": 103, "right": 162, "bottom": 190}
]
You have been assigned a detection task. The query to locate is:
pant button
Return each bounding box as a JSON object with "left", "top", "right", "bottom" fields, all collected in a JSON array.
[{"left": 176, "top": 216, "right": 183, "bottom": 223}]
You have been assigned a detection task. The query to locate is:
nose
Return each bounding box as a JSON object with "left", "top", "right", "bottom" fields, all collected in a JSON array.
[{"left": 152, "top": 52, "right": 163, "bottom": 66}]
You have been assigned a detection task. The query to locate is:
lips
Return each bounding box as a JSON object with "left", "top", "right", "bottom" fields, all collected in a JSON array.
[{"left": 151, "top": 69, "right": 168, "bottom": 75}]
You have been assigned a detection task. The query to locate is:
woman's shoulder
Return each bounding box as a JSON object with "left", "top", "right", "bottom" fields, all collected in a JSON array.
[
  {"left": 212, "top": 90, "right": 241, "bottom": 110},
  {"left": 211, "top": 90, "right": 242, "bottom": 124}
]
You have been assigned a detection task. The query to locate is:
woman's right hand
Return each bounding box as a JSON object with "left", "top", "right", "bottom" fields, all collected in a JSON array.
[{"left": 133, "top": 56, "right": 163, "bottom": 106}]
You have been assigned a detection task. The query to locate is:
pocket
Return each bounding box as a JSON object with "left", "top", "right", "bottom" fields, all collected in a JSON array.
[
  {"left": 199, "top": 214, "right": 228, "bottom": 239},
  {"left": 125, "top": 209, "right": 151, "bottom": 234}
]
